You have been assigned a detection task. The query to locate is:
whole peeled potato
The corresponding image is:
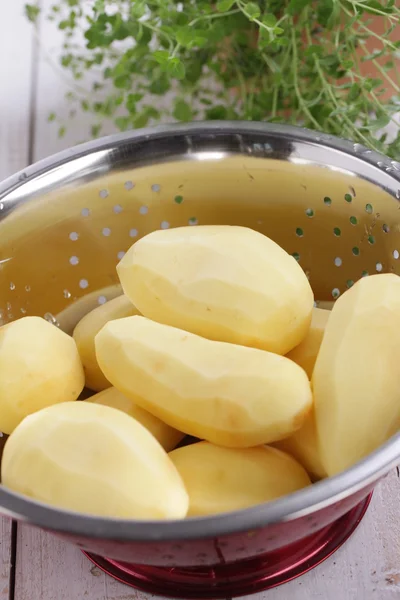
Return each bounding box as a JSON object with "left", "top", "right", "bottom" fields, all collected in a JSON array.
[
  {"left": 95, "top": 315, "right": 312, "bottom": 447},
  {"left": 0, "top": 317, "right": 84, "bottom": 435},
  {"left": 88, "top": 387, "right": 185, "bottom": 451},
  {"left": 313, "top": 274, "right": 400, "bottom": 476},
  {"left": 56, "top": 284, "right": 123, "bottom": 335},
  {"left": 2, "top": 402, "right": 189, "bottom": 520},
  {"left": 117, "top": 226, "right": 314, "bottom": 355},
  {"left": 169, "top": 442, "right": 311, "bottom": 517},
  {"left": 286, "top": 307, "right": 329, "bottom": 379},
  {"left": 273, "top": 411, "right": 327, "bottom": 481},
  {"left": 73, "top": 295, "right": 140, "bottom": 391}
]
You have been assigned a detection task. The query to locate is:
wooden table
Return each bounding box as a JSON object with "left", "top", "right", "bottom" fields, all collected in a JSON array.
[{"left": 1, "top": 2, "right": 400, "bottom": 599}]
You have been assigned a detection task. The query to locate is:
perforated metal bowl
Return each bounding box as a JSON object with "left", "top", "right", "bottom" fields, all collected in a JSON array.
[{"left": 0, "top": 122, "right": 399, "bottom": 599}]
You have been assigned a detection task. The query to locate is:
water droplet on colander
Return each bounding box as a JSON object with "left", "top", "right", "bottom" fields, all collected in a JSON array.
[
  {"left": 9, "top": 282, "right": 15, "bottom": 291},
  {"left": 44, "top": 312, "right": 60, "bottom": 327},
  {"left": 63, "top": 289, "right": 71, "bottom": 299},
  {"left": 353, "top": 143, "right": 363, "bottom": 153}
]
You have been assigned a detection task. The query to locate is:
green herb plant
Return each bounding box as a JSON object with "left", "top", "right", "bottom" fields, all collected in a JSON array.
[{"left": 26, "top": 1, "right": 400, "bottom": 157}]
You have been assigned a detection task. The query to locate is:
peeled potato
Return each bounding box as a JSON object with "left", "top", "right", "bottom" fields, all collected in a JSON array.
[
  {"left": 2, "top": 402, "right": 189, "bottom": 520},
  {"left": 273, "top": 411, "right": 327, "bottom": 480},
  {"left": 73, "top": 295, "right": 140, "bottom": 391},
  {"left": 117, "top": 226, "right": 314, "bottom": 355},
  {"left": 286, "top": 307, "right": 329, "bottom": 379},
  {"left": 88, "top": 387, "right": 185, "bottom": 451},
  {"left": 95, "top": 315, "right": 312, "bottom": 447},
  {"left": 313, "top": 274, "right": 400, "bottom": 476},
  {"left": 169, "top": 442, "right": 311, "bottom": 517},
  {"left": 56, "top": 284, "right": 123, "bottom": 335},
  {"left": 0, "top": 317, "right": 84, "bottom": 435}
]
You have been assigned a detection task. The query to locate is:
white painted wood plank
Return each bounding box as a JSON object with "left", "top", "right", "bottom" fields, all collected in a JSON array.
[
  {"left": 15, "top": 525, "right": 146, "bottom": 600},
  {"left": 14, "top": 0, "right": 146, "bottom": 597},
  {"left": 0, "top": 518, "right": 13, "bottom": 600},
  {"left": 0, "top": 2, "right": 33, "bottom": 180},
  {"left": 0, "top": 1, "right": 35, "bottom": 598}
]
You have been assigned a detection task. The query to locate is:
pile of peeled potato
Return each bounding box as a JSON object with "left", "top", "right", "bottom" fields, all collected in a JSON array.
[{"left": 2, "top": 225, "right": 400, "bottom": 520}]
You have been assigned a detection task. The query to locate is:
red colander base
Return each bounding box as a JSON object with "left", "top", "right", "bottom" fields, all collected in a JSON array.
[{"left": 84, "top": 494, "right": 371, "bottom": 599}]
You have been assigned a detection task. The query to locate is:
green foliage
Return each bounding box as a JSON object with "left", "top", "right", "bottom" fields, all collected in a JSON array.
[{"left": 25, "top": 0, "right": 400, "bottom": 157}]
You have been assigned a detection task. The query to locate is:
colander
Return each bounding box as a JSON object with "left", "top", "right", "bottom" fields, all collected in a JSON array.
[{"left": 0, "top": 122, "right": 399, "bottom": 600}]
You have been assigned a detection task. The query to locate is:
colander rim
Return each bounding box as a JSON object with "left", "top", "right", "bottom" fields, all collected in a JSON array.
[{"left": 0, "top": 121, "right": 399, "bottom": 541}]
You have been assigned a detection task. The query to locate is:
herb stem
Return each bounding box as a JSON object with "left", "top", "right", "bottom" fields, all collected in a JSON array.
[
  {"left": 291, "top": 28, "right": 321, "bottom": 130},
  {"left": 343, "top": 0, "right": 400, "bottom": 20},
  {"left": 189, "top": 8, "right": 241, "bottom": 27},
  {"left": 340, "top": 3, "right": 400, "bottom": 52},
  {"left": 358, "top": 43, "right": 400, "bottom": 94},
  {"left": 314, "top": 56, "right": 382, "bottom": 152},
  {"left": 31, "top": 25, "right": 91, "bottom": 98},
  {"left": 271, "top": 87, "right": 278, "bottom": 119}
]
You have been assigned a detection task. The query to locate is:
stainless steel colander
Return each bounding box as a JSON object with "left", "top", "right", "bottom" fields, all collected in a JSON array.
[{"left": 0, "top": 122, "right": 399, "bottom": 599}]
